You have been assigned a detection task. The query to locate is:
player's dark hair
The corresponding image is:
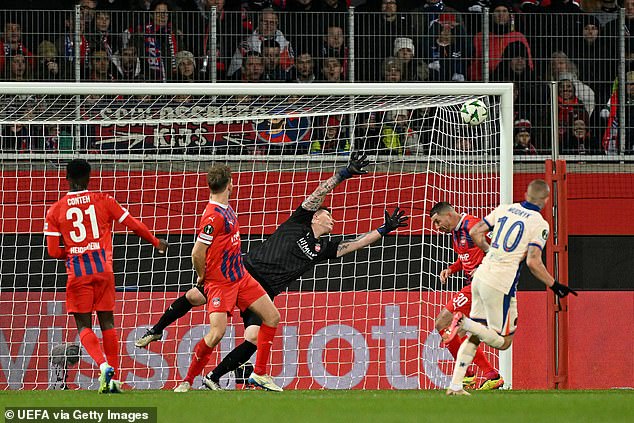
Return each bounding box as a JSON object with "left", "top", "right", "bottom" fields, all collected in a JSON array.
[
  {"left": 66, "top": 159, "right": 91, "bottom": 181},
  {"left": 207, "top": 164, "right": 232, "bottom": 193},
  {"left": 429, "top": 201, "right": 453, "bottom": 217}
]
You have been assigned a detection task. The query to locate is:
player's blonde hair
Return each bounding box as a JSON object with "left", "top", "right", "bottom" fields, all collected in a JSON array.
[
  {"left": 527, "top": 179, "right": 550, "bottom": 201},
  {"left": 207, "top": 164, "right": 232, "bottom": 194}
]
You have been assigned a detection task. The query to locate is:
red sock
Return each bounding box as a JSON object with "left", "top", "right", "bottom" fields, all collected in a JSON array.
[
  {"left": 254, "top": 324, "right": 277, "bottom": 375},
  {"left": 101, "top": 328, "right": 119, "bottom": 376},
  {"left": 79, "top": 328, "right": 106, "bottom": 367},
  {"left": 444, "top": 334, "right": 465, "bottom": 360},
  {"left": 184, "top": 339, "right": 214, "bottom": 384},
  {"left": 473, "top": 347, "right": 496, "bottom": 376}
]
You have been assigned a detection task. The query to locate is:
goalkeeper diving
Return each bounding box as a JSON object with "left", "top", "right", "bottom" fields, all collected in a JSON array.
[{"left": 136, "top": 152, "right": 409, "bottom": 390}]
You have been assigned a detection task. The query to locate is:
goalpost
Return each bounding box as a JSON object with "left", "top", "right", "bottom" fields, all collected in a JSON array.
[{"left": 0, "top": 82, "right": 513, "bottom": 390}]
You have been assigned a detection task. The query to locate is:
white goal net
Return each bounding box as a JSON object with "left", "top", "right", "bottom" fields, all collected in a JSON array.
[{"left": 0, "top": 82, "right": 513, "bottom": 390}]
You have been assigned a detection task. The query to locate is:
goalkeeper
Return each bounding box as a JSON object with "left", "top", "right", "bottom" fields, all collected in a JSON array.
[{"left": 136, "top": 152, "right": 408, "bottom": 390}]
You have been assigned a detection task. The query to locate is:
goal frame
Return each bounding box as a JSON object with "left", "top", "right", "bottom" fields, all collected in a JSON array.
[{"left": 0, "top": 81, "right": 514, "bottom": 388}]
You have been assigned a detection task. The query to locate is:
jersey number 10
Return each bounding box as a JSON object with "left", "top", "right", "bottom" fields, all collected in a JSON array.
[
  {"left": 491, "top": 216, "right": 525, "bottom": 252},
  {"left": 66, "top": 205, "right": 100, "bottom": 243}
]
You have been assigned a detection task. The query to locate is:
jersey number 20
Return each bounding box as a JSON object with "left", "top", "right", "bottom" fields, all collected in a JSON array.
[
  {"left": 66, "top": 205, "right": 100, "bottom": 243},
  {"left": 491, "top": 216, "right": 525, "bottom": 252}
]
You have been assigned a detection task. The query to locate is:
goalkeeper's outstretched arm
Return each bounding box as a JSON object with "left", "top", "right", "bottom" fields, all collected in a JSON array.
[
  {"left": 302, "top": 152, "right": 369, "bottom": 211},
  {"left": 336, "top": 207, "right": 408, "bottom": 257}
]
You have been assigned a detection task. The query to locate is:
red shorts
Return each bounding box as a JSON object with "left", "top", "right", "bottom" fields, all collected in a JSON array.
[
  {"left": 66, "top": 272, "right": 115, "bottom": 314},
  {"left": 204, "top": 273, "right": 267, "bottom": 315},
  {"left": 445, "top": 284, "right": 472, "bottom": 316}
]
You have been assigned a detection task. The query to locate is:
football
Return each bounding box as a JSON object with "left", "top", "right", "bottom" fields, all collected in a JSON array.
[{"left": 460, "top": 99, "right": 488, "bottom": 125}]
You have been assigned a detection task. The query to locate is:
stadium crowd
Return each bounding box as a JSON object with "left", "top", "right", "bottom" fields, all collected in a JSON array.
[{"left": 0, "top": 0, "right": 632, "bottom": 155}]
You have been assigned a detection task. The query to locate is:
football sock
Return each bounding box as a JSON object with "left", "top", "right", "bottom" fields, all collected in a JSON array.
[
  {"left": 79, "top": 328, "right": 106, "bottom": 367},
  {"left": 184, "top": 338, "right": 214, "bottom": 385},
  {"left": 473, "top": 347, "right": 496, "bottom": 376},
  {"left": 101, "top": 328, "right": 119, "bottom": 376},
  {"left": 254, "top": 323, "right": 277, "bottom": 375},
  {"left": 461, "top": 317, "right": 505, "bottom": 349},
  {"left": 445, "top": 334, "right": 464, "bottom": 359},
  {"left": 152, "top": 294, "right": 194, "bottom": 333},
  {"left": 208, "top": 340, "right": 257, "bottom": 382},
  {"left": 449, "top": 339, "right": 478, "bottom": 392}
]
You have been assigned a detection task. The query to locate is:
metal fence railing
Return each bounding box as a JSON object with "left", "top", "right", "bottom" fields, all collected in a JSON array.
[{"left": 0, "top": 5, "right": 631, "bottom": 155}]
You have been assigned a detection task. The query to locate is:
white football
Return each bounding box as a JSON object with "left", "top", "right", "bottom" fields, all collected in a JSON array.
[{"left": 460, "top": 99, "right": 488, "bottom": 126}]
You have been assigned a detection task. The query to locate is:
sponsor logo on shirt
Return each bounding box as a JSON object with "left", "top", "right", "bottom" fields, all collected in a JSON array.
[{"left": 297, "top": 235, "right": 318, "bottom": 260}]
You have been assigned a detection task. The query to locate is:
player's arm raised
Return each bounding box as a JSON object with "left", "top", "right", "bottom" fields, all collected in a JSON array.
[
  {"left": 336, "top": 207, "right": 408, "bottom": 257},
  {"left": 526, "top": 245, "right": 577, "bottom": 298},
  {"left": 110, "top": 197, "right": 168, "bottom": 253},
  {"left": 469, "top": 220, "right": 491, "bottom": 253},
  {"left": 302, "top": 151, "right": 369, "bottom": 211}
]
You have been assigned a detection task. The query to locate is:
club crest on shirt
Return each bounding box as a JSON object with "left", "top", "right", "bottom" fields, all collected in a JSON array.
[
  {"left": 315, "top": 244, "right": 321, "bottom": 252},
  {"left": 203, "top": 224, "right": 214, "bottom": 235},
  {"left": 212, "top": 297, "right": 221, "bottom": 308},
  {"left": 460, "top": 236, "right": 467, "bottom": 247}
]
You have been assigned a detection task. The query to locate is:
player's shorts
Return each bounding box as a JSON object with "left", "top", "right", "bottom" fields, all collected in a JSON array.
[
  {"left": 470, "top": 277, "right": 518, "bottom": 336},
  {"left": 445, "top": 284, "right": 472, "bottom": 316},
  {"left": 66, "top": 272, "right": 115, "bottom": 314},
  {"left": 204, "top": 273, "right": 267, "bottom": 315}
]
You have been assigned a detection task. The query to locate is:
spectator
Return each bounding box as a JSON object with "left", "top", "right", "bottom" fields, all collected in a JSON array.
[
  {"left": 519, "top": 0, "right": 583, "bottom": 57},
  {"left": 56, "top": 11, "right": 91, "bottom": 80},
  {"left": 558, "top": 77, "right": 590, "bottom": 144},
  {"left": 593, "top": 0, "right": 619, "bottom": 29},
  {"left": 192, "top": 0, "right": 243, "bottom": 81},
  {"left": 548, "top": 52, "right": 596, "bottom": 117},
  {"left": 571, "top": 14, "right": 617, "bottom": 105},
  {"left": 383, "top": 57, "right": 403, "bottom": 82},
  {"left": 562, "top": 118, "right": 601, "bottom": 155},
  {"left": 490, "top": 41, "right": 535, "bottom": 82},
  {"left": 262, "top": 39, "right": 291, "bottom": 81},
  {"left": 286, "top": 0, "right": 322, "bottom": 56},
  {"left": 320, "top": 24, "right": 348, "bottom": 77},
  {"left": 112, "top": 45, "right": 145, "bottom": 80},
  {"left": 356, "top": 0, "right": 414, "bottom": 81},
  {"left": 310, "top": 116, "right": 350, "bottom": 154},
  {"left": 0, "top": 17, "right": 34, "bottom": 74},
  {"left": 412, "top": 0, "right": 464, "bottom": 38},
  {"left": 35, "top": 41, "right": 70, "bottom": 81},
  {"left": 227, "top": 8, "right": 294, "bottom": 78},
  {"left": 601, "top": 70, "right": 634, "bottom": 155},
  {"left": 315, "top": 0, "right": 347, "bottom": 13},
  {"left": 513, "top": 119, "right": 537, "bottom": 155},
  {"left": 294, "top": 51, "right": 316, "bottom": 82},
  {"left": 423, "top": 16, "right": 467, "bottom": 82},
  {"left": 320, "top": 56, "right": 343, "bottom": 82},
  {"left": 233, "top": 51, "right": 265, "bottom": 81},
  {"left": 86, "top": 10, "right": 120, "bottom": 63},
  {"left": 393, "top": 37, "right": 422, "bottom": 82},
  {"left": 173, "top": 50, "right": 198, "bottom": 81},
  {"left": 380, "top": 109, "right": 421, "bottom": 155},
  {"left": 4, "top": 53, "right": 31, "bottom": 81},
  {"left": 255, "top": 115, "right": 312, "bottom": 155},
  {"left": 88, "top": 48, "right": 115, "bottom": 80},
  {"left": 1, "top": 121, "right": 40, "bottom": 153},
  {"left": 469, "top": 0, "right": 534, "bottom": 81},
  {"left": 131, "top": 0, "right": 184, "bottom": 81}
]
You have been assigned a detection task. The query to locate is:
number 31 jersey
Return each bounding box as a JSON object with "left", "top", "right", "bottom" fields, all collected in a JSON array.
[
  {"left": 44, "top": 190, "right": 129, "bottom": 280},
  {"left": 473, "top": 201, "right": 549, "bottom": 295},
  {"left": 196, "top": 201, "right": 246, "bottom": 284}
]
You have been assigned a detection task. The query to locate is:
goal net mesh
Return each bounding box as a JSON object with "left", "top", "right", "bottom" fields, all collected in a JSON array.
[{"left": 0, "top": 86, "right": 504, "bottom": 390}]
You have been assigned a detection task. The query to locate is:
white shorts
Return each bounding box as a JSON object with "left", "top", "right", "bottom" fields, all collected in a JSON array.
[{"left": 470, "top": 277, "right": 518, "bottom": 336}]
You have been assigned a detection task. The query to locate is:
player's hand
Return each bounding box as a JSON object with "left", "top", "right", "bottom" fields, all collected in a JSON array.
[
  {"left": 377, "top": 207, "right": 409, "bottom": 236},
  {"left": 156, "top": 239, "right": 168, "bottom": 254},
  {"left": 440, "top": 269, "right": 451, "bottom": 284},
  {"left": 339, "top": 151, "right": 370, "bottom": 179},
  {"left": 550, "top": 281, "right": 578, "bottom": 298}
]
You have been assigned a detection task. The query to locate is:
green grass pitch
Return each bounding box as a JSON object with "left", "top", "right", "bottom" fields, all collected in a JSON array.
[{"left": 1, "top": 390, "right": 632, "bottom": 423}]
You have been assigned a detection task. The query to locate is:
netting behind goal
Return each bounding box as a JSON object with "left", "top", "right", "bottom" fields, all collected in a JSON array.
[{"left": 0, "top": 83, "right": 512, "bottom": 390}]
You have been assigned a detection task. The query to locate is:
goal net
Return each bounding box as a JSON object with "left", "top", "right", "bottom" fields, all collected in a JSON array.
[{"left": 0, "top": 82, "right": 513, "bottom": 390}]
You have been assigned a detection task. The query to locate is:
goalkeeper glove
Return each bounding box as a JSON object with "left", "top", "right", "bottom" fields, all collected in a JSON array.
[
  {"left": 377, "top": 207, "right": 409, "bottom": 236},
  {"left": 549, "top": 281, "right": 578, "bottom": 298},
  {"left": 338, "top": 151, "right": 370, "bottom": 179}
]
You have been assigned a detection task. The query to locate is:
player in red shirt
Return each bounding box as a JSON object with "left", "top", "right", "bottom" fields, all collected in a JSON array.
[
  {"left": 174, "top": 164, "right": 282, "bottom": 393},
  {"left": 44, "top": 159, "right": 168, "bottom": 394},
  {"left": 430, "top": 202, "right": 503, "bottom": 390}
]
